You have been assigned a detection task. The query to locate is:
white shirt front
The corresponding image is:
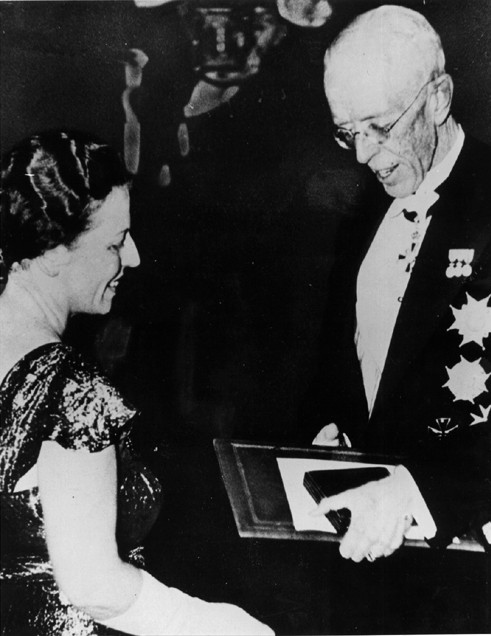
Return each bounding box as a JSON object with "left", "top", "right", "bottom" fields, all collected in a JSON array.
[{"left": 356, "top": 126, "right": 465, "bottom": 414}]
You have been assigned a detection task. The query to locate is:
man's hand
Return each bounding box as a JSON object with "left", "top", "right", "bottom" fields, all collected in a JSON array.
[
  {"left": 312, "top": 423, "right": 351, "bottom": 447},
  {"left": 311, "top": 468, "right": 414, "bottom": 562}
]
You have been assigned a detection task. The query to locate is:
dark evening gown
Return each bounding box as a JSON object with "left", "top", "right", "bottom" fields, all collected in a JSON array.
[{"left": 0, "top": 343, "right": 162, "bottom": 635}]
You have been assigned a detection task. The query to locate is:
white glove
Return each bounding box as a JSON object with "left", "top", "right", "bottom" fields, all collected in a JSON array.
[{"left": 101, "top": 570, "right": 274, "bottom": 635}]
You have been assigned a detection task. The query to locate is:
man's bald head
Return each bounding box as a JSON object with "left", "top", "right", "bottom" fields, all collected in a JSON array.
[
  {"left": 323, "top": 5, "right": 457, "bottom": 198},
  {"left": 325, "top": 5, "right": 445, "bottom": 102}
]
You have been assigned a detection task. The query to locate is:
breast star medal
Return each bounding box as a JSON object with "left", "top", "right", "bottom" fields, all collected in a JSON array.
[
  {"left": 448, "top": 293, "right": 491, "bottom": 347},
  {"left": 470, "top": 404, "right": 491, "bottom": 426},
  {"left": 444, "top": 356, "right": 490, "bottom": 403}
]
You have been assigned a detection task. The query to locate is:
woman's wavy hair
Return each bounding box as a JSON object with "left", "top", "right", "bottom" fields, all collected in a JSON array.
[{"left": 0, "top": 130, "right": 130, "bottom": 270}]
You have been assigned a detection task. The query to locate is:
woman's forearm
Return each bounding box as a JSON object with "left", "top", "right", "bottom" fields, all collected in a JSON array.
[
  {"left": 38, "top": 442, "right": 274, "bottom": 635},
  {"left": 63, "top": 560, "right": 143, "bottom": 621},
  {"left": 38, "top": 442, "right": 142, "bottom": 619}
]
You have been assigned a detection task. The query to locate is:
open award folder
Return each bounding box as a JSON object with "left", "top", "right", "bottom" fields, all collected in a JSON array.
[{"left": 213, "top": 439, "right": 485, "bottom": 552}]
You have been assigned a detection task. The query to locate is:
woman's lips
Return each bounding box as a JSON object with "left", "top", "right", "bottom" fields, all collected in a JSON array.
[{"left": 107, "top": 278, "right": 121, "bottom": 293}]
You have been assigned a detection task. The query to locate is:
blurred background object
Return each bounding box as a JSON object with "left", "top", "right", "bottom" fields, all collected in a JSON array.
[
  {"left": 276, "top": 0, "right": 333, "bottom": 27},
  {"left": 179, "top": 0, "right": 287, "bottom": 87}
]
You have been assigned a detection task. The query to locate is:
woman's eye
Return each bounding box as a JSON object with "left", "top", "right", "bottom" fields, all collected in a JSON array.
[{"left": 109, "top": 242, "right": 124, "bottom": 253}]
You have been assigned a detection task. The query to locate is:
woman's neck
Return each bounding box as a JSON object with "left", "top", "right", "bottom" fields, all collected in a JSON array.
[{"left": 0, "top": 268, "right": 68, "bottom": 342}]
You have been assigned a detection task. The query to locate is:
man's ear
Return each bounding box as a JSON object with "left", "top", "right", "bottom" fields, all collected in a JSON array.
[
  {"left": 430, "top": 73, "right": 454, "bottom": 126},
  {"left": 37, "top": 245, "right": 71, "bottom": 277}
]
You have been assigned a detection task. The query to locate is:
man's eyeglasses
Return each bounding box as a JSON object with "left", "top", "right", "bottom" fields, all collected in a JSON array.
[{"left": 333, "top": 78, "right": 436, "bottom": 151}]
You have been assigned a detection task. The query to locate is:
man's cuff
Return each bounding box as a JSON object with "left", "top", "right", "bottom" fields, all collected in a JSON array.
[
  {"left": 395, "top": 465, "right": 437, "bottom": 540},
  {"left": 482, "top": 522, "right": 491, "bottom": 544}
]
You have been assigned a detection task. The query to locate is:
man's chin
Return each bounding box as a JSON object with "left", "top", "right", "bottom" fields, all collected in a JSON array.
[
  {"left": 375, "top": 166, "right": 420, "bottom": 199},
  {"left": 382, "top": 180, "right": 417, "bottom": 199}
]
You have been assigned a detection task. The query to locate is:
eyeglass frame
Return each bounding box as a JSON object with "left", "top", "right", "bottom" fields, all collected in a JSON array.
[{"left": 332, "top": 77, "right": 438, "bottom": 151}]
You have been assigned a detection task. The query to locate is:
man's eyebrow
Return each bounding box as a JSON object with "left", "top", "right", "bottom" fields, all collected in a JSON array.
[{"left": 336, "top": 112, "right": 390, "bottom": 128}]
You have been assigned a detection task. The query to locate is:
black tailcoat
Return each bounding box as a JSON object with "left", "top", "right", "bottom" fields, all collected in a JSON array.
[{"left": 301, "top": 135, "right": 491, "bottom": 546}]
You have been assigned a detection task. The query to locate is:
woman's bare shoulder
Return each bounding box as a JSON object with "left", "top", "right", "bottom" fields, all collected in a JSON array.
[{"left": 0, "top": 320, "right": 60, "bottom": 386}]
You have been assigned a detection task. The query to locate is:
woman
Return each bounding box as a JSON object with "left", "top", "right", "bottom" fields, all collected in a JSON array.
[{"left": 0, "top": 131, "right": 273, "bottom": 635}]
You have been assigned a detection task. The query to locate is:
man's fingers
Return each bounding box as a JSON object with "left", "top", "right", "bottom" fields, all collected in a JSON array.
[
  {"left": 370, "top": 515, "right": 409, "bottom": 558},
  {"left": 386, "top": 514, "right": 411, "bottom": 554},
  {"left": 373, "top": 511, "right": 403, "bottom": 553},
  {"left": 338, "top": 506, "right": 409, "bottom": 562},
  {"left": 310, "top": 492, "right": 352, "bottom": 516},
  {"left": 339, "top": 523, "right": 369, "bottom": 561},
  {"left": 343, "top": 534, "right": 372, "bottom": 562},
  {"left": 310, "top": 477, "right": 413, "bottom": 563},
  {"left": 312, "top": 423, "right": 341, "bottom": 446}
]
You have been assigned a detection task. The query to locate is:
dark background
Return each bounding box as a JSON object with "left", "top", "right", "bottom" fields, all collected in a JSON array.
[
  {"left": 1, "top": 0, "right": 490, "bottom": 446},
  {"left": 2, "top": 3, "right": 490, "bottom": 634}
]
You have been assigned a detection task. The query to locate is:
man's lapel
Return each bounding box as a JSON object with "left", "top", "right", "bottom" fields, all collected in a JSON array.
[{"left": 371, "top": 136, "right": 491, "bottom": 417}]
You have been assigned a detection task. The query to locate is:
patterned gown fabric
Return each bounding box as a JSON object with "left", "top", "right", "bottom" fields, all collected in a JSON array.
[{"left": 0, "top": 343, "right": 162, "bottom": 635}]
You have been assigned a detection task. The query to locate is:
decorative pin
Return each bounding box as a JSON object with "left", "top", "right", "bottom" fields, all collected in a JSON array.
[
  {"left": 428, "top": 418, "right": 458, "bottom": 439},
  {"left": 446, "top": 249, "right": 474, "bottom": 278}
]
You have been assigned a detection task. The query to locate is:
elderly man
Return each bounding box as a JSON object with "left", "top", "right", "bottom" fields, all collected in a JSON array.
[{"left": 302, "top": 5, "right": 491, "bottom": 563}]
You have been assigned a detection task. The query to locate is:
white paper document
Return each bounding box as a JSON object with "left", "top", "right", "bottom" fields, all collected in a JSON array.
[{"left": 276, "top": 456, "right": 425, "bottom": 540}]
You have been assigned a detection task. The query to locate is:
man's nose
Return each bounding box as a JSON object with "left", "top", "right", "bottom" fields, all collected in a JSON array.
[
  {"left": 122, "top": 234, "right": 141, "bottom": 269},
  {"left": 354, "top": 133, "right": 379, "bottom": 164}
]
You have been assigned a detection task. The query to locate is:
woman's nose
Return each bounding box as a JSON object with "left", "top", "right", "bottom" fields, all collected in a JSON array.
[{"left": 122, "top": 233, "right": 140, "bottom": 268}]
